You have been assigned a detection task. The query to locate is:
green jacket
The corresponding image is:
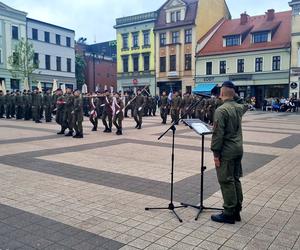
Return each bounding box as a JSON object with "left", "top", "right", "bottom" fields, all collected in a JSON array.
[
  {"left": 211, "top": 97, "right": 248, "bottom": 160},
  {"left": 73, "top": 96, "right": 83, "bottom": 114},
  {"left": 43, "top": 94, "right": 52, "bottom": 107},
  {"left": 171, "top": 96, "right": 181, "bottom": 109}
]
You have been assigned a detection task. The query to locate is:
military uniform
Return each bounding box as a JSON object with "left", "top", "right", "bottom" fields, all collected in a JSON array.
[
  {"left": 0, "top": 92, "right": 5, "bottom": 118},
  {"left": 89, "top": 97, "right": 99, "bottom": 131},
  {"left": 72, "top": 95, "right": 83, "bottom": 138},
  {"left": 32, "top": 92, "right": 42, "bottom": 123},
  {"left": 56, "top": 95, "right": 65, "bottom": 134},
  {"left": 10, "top": 92, "right": 16, "bottom": 118},
  {"left": 4, "top": 92, "right": 11, "bottom": 119},
  {"left": 15, "top": 92, "right": 23, "bottom": 119},
  {"left": 181, "top": 94, "right": 192, "bottom": 119},
  {"left": 113, "top": 97, "right": 124, "bottom": 135},
  {"left": 133, "top": 94, "right": 145, "bottom": 129},
  {"left": 211, "top": 96, "right": 248, "bottom": 219},
  {"left": 63, "top": 93, "right": 74, "bottom": 136},
  {"left": 102, "top": 95, "right": 113, "bottom": 132},
  {"left": 83, "top": 94, "right": 90, "bottom": 117},
  {"left": 23, "top": 92, "right": 31, "bottom": 120},
  {"left": 43, "top": 93, "right": 53, "bottom": 122},
  {"left": 170, "top": 95, "right": 181, "bottom": 125},
  {"left": 159, "top": 95, "right": 168, "bottom": 124}
]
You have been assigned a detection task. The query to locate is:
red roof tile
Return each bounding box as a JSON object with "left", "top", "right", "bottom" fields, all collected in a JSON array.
[{"left": 198, "top": 10, "right": 291, "bottom": 56}]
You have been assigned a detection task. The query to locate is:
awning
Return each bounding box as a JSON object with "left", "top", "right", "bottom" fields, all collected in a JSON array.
[{"left": 192, "top": 83, "right": 217, "bottom": 94}]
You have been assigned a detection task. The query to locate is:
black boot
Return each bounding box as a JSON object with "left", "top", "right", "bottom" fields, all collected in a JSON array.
[
  {"left": 137, "top": 124, "right": 142, "bottom": 129},
  {"left": 65, "top": 131, "right": 73, "bottom": 137},
  {"left": 211, "top": 212, "right": 235, "bottom": 224},
  {"left": 57, "top": 129, "right": 65, "bottom": 135},
  {"left": 92, "top": 127, "right": 97, "bottom": 131}
]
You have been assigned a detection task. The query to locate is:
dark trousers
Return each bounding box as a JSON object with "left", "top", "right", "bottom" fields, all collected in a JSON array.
[
  {"left": 5, "top": 105, "right": 11, "bottom": 118},
  {"left": 44, "top": 106, "right": 52, "bottom": 122},
  {"left": 32, "top": 106, "right": 41, "bottom": 122},
  {"left": 133, "top": 108, "right": 143, "bottom": 126},
  {"left": 63, "top": 109, "right": 73, "bottom": 131},
  {"left": 16, "top": 105, "right": 23, "bottom": 119},
  {"left": 0, "top": 104, "right": 5, "bottom": 117},
  {"left": 216, "top": 157, "right": 243, "bottom": 216},
  {"left": 24, "top": 105, "right": 31, "bottom": 120},
  {"left": 102, "top": 111, "right": 112, "bottom": 129},
  {"left": 113, "top": 114, "right": 123, "bottom": 131},
  {"left": 72, "top": 113, "right": 83, "bottom": 135},
  {"left": 90, "top": 115, "right": 98, "bottom": 129},
  {"left": 160, "top": 107, "right": 168, "bottom": 124}
]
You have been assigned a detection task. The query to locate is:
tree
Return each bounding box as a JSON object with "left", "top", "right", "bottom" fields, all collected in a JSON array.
[
  {"left": 75, "top": 54, "right": 86, "bottom": 90},
  {"left": 8, "top": 38, "right": 37, "bottom": 84}
]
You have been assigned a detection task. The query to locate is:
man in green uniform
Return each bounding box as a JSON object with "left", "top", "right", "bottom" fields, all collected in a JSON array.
[
  {"left": 72, "top": 89, "right": 84, "bottom": 138},
  {"left": 43, "top": 89, "right": 53, "bottom": 122},
  {"left": 211, "top": 81, "right": 248, "bottom": 224},
  {"left": 113, "top": 92, "right": 124, "bottom": 135},
  {"left": 159, "top": 91, "right": 168, "bottom": 124},
  {"left": 133, "top": 89, "right": 145, "bottom": 129},
  {"left": 32, "top": 88, "right": 42, "bottom": 123},
  {"left": 63, "top": 88, "right": 74, "bottom": 136},
  {"left": 181, "top": 92, "right": 192, "bottom": 119},
  {"left": 55, "top": 89, "right": 66, "bottom": 134},
  {"left": 23, "top": 90, "right": 31, "bottom": 121},
  {"left": 10, "top": 91, "right": 16, "bottom": 118},
  {"left": 102, "top": 90, "right": 113, "bottom": 133},
  {"left": 15, "top": 90, "right": 23, "bottom": 119},
  {"left": 0, "top": 90, "right": 4, "bottom": 118},
  {"left": 4, "top": 91, "right": 11, "bottom": 119},
  {"left": 170, "top": 91, "right": 181, "bottom": 125}
]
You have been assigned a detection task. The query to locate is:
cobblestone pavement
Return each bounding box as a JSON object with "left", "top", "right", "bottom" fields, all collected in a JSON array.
[{"left": 0, "top": 112, "right": 299, "bottom": 250}]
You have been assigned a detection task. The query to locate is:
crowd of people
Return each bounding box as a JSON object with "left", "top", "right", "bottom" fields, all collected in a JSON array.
[
  {"left": 0, "top": 88, "right": 225, "bottom": 138},
  {"left": 263, "top": 96, "right": 299, "bottom": 112}
]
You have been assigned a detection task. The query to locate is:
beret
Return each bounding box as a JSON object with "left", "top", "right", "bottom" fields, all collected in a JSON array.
[{"left": 222, "top": 81, "right": 236, "bottom": 89}]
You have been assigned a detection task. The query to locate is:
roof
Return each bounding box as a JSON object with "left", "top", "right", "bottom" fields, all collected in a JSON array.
[
  {"left": 115, "top": 11, "right": 157, "bottom": 28},
  {"left": 155, "top": 0, "right": 198, "bottom": 31},
  {"left": 27, "top": 18, "right": 75, "bottom": 33},
  {"left": 198, "top": 10, "right": 292, "bottom": 57}
]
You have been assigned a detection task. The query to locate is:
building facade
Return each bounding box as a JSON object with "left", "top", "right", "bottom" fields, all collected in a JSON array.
[
  {"left": 196, "top": 10, "right": 292, "bottom": 107},
  {"left": 115, "top": 12, "right": 157, "bottom": 95},
  {"left": 27, "top": 18, "right": 76, "bottom": 90},
  {"left": 289, "top": 0, "right": 300, "bottom": 98},
  {"left": 0, "top": 2, "right": 27, "bottom": 91},
  {"left": 155, "top": 0, "right": 230, "bottom": 94}
]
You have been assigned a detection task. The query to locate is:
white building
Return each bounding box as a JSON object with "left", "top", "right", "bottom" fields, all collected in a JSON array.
[
  {"left": 0, "top": 2, "right": 27, "bottom": 91},
  {"left": 27, "top": 18, "right": 76, "bottom": 90}
]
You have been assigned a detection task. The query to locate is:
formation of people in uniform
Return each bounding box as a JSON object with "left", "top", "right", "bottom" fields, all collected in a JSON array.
[{"left": 0, "top": 87, "right": 222, "bottom": 139}]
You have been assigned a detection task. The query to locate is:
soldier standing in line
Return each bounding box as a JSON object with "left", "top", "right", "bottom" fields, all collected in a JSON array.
[
  {"left": 55, "top": 89, "right": 66, "bottom": 135},
  {"left": 133, "top": 89, "right": 145, "bottom": 129},
  {"left": 72, "top": 89, "right": 84, "bottom": 138},
  {"left": 32, "top": 88, "right": 42, "bottom": 123},
  {"left": 43, "top": 89, "right": 53, "bottom": 122},
  {"left": 4, "top": 91, "right": 11, "bottom": 119},
  {"left": 83, "top": 93, "right": 90, "bottom": 117},
  {"left": 159, "top": 91, "right": 168, "bottom": 124},
  {"left": 211, "top": 81, "right": 248, "bottom": 224},
  {"left": 102, "top": 90, "right": 113, "bottom": 133},
  {"left": 113, "top": 92, "right": 124, "bottom": 135},
  {"left": 170, "top": 91, "right": 181, "bottom": 125},
  {"left": 23, "top": 90, "right": 30, "bottom": 121},
  {"left": 89, "top": 93, "right": 98, "bottom": 131},
  {"left": 63, "top": 87, "right": 75, "bottom": 136},
  {"left": 0, "top": 90, "right": 4, "bottom": 118},
  {"left": 10, "top": 91, "right": 16, "bottom": 118},
  {"left": 195, "top": 96, "right": 203, "bottom": 120},
  {"left": 15, "top": 90, "right": 23, "bottom": 120},
  {"left": 181, "top": 92, "right": 192, "bottom": 119}
]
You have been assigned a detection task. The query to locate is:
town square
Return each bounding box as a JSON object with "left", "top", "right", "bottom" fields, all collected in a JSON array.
[{"left": 0, "top": 0, "right": 300, "bottom": 249}]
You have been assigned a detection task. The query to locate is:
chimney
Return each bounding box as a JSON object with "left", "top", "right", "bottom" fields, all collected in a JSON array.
[
  {"left": 240, "top": 12, "right": 249, "bottom": 25},
  {"left": 266, "top": 9, "right": 275, "bottom": 21}
]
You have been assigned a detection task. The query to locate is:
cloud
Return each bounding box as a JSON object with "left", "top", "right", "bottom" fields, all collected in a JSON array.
[{"left": 3, "top": 0, "right": 291, "bottom": 44}]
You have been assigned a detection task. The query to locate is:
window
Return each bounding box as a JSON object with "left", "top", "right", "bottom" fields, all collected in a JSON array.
[
  {"left": 160, "top": 33, "right": 166, "bottom": 47},
  {"left": 67, "top": 58, "right": 72, "bottom": 72},
  {"left": 44, "top": 31, "right": 50, "bottom": 43},
  {"left": 253, "top": 32, "right": 268, "bottom": 43},
  {"left": 34, "top": 53, "right": 39, "bottom": 67},
  {"left": 12, "top": 52, "right": 19, "bottom": 65},
  {"left": 122, "top": 34, "right": 128, "bottom": 49},
  {"left": 10, "top": 79, "right": 20, "bottom": 90},
  {"left": 12, "top": 26, "right": 18, "bottom": 40},
  {"left": 185, "top": 29, "right": 192, "bottom": 44},
  {"left": 172, "top": 31, "right": 180, "bottom": 44},
  {"left": 185, "top": 54, "right": 192, "bottom": 71},
  {"left": 32, "top": 28, "right": 38, "bottom": 40},
  {"left": 143, "top": 54, "right": 150, "bottom": 71},
  {"left": 171, "top": 12, "right": 176, "bottom": 22},
  {"left": 132, "top": 32, "right": 139, "bottom": 48},
  {"left": 122, "top": 56, "right": 128, "bottom": 72},
  {"left": 56, "top": 34, "right": 61, "bottom": 45},
  {"left": 45, "top": 55, "right": 51, "bottom": 70},
  {"left": 133, "top": 56, "right": 139, "bottom": 72},
  {"left": 66, "top": 37, "right": 71, "bottom": 47},
  {"left": 272, "top": 56, "right": 281, "bottom": 71},
  {"left": 225, "top": 35, "right": 240, "bottom": 46},
  {"left": 160, "top": 57, "right": 166, "bottom": 72},
  {"left": 237, "top": 59, "right": 244, "bottom": 73},
  {"left": 176, "top": 11, "right": 181, "bottom": 21},
  {"left": 143, "top": 31, "right": 150, "bottom": 46},
  {"left": 220, "top": 60, "right": 226, "bottom": 74},
  {"left": 171, "top": 11, "right": 181, "bottom": 22},
  {"left": 56, "top": 57, "right": 61, "bottom": 71},
  {"left": 255, "top": 57, "right": 263, "bottom": 72},
  {"left": 170, "top": 55, "right": 176, "bottom": 71},
  {"left": 206, "top": 62, "right": 212, "bottom": 75}
]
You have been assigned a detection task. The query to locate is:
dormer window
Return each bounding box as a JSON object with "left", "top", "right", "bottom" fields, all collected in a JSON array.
[
  {"left": 225, "top": 35, "right": 240, "bottom": 47},
  {"left": 252, "top": 32, "right": 269, "bottom": 43},
  {"left": 171, "top": 11, "right": 181, "bottom": 23}
]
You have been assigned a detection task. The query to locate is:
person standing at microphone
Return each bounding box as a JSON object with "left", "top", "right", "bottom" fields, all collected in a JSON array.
[{"left": 211, "top": 81, "right": 248, "bottom": 224}]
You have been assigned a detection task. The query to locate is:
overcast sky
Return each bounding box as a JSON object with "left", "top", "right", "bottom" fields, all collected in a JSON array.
[{"left": 4, "top": 0, "right": 291, "bottom": 44}]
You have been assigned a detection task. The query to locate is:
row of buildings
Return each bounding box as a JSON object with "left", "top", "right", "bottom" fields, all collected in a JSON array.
[
  {"left": 114, "top": 0, "right": 300, "bottom": 105},
  {"left": 0, "top": 2, "right": 76, "bottom": 91}
]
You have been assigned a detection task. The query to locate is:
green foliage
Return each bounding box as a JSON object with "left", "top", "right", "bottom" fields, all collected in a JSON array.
[
  {"left": 8, "top": 38, "right": 37, "bottom": 80},
  {"left": 75, "top": 53, "right": 86, "bottom": 90}
]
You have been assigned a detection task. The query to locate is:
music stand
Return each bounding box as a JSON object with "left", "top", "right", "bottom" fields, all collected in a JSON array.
[{"left": 181, "top": 119, "right": 223, "bottom": 221}]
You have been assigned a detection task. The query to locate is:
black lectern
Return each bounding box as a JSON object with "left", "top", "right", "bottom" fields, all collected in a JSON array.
[{"left": 181, "top": 119, "right": 223, "bottom": 221}]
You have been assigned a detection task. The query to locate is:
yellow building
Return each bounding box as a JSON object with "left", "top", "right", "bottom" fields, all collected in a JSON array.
[
  {"left": 289, "top": 0, "right": 300, "bottom": 98},
  {"left": 114, "top": 12, "right": 157, "bottom": 95},
  {"left": 155, "top": 0, "right": 230, "bottom": 94}
]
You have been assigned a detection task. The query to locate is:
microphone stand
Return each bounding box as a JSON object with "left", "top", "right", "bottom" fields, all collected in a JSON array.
[{"left": 145, "top": 94, "right": 207, "bottom": 223}]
